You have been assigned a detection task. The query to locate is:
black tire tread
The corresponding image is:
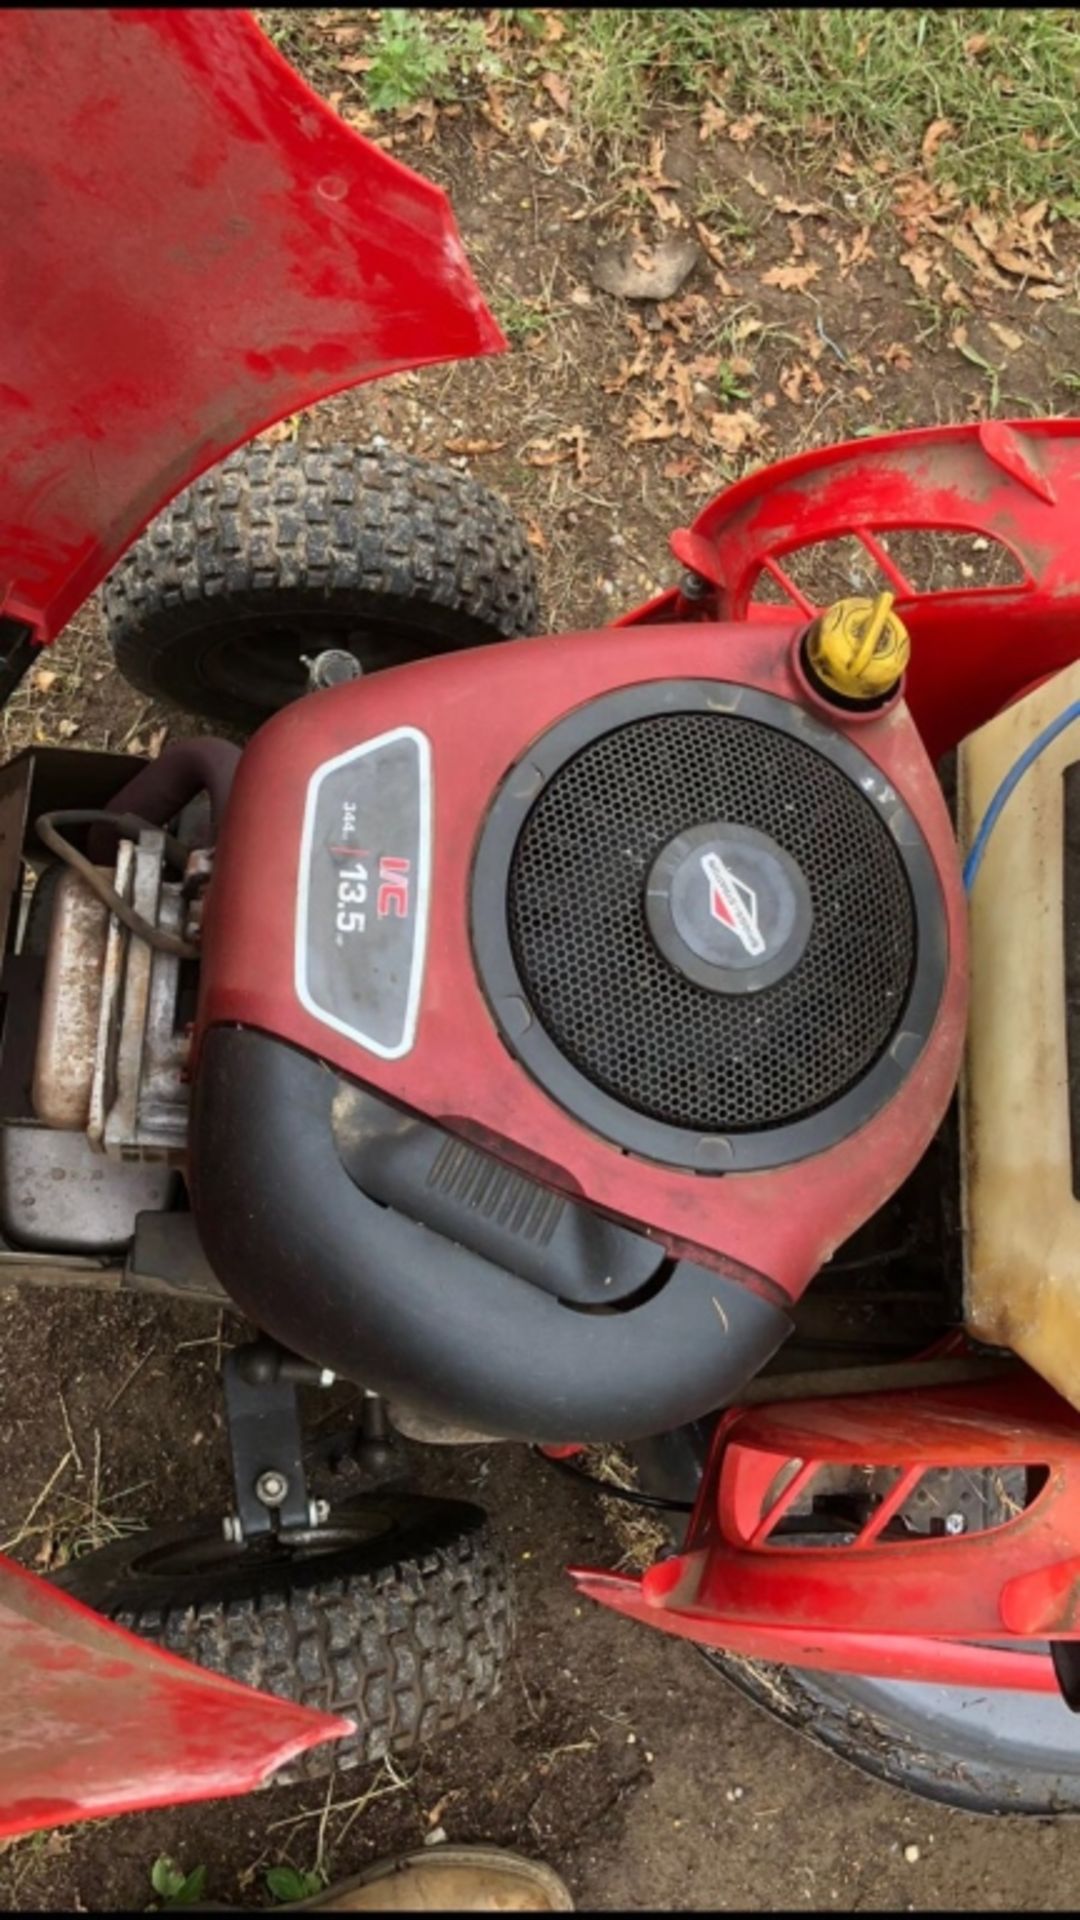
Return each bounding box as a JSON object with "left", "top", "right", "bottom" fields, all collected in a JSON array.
[
  {"left": 104, "top": 441, "right": 541, "bottom": 724},
  {"left": 107, "top": 1520, "right": 514, "bottom": 1785}
]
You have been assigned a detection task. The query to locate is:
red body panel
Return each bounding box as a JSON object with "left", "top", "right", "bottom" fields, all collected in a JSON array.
[
  {"left": 198, "top": 618, "right": 967, "bottom": 1304},
  {"left": 650, "top": 420, "right": 1080, "bottom": 763},
  {"left": 0, "top": 1552, "right": 349, "bottom": 1839},
  {"left": 0, "top": 7, "right": 501, "bottom": 644},
  {"left": 573, "top": 1371, "right": 1080, "bottom": 1687}
]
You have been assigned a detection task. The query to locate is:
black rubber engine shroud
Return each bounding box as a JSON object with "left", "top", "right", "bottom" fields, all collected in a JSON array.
[{"left": 471, "top": 683, "right": 949, "bottom": 1173}]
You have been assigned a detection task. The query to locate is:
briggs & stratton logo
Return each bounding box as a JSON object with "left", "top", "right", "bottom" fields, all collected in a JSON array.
[{"left": 701, "top": 850, "right": 766, "bottom": 957}]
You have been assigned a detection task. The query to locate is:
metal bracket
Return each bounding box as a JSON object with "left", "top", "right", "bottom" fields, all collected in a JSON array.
[{"left": 221, "top": 1343, "right": 331, "bottom": 1542}]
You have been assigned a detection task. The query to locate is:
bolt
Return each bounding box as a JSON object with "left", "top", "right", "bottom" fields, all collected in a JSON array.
[
  {"left": 255, "top": 1470, "right": 289, "bottom": 1507},
  {"left": 944, "top": 1511, "right": 966, "bottom": 1536},
  {"left": 319, "top": 1368, "right": 337, "bottom": 1388},
  {"left": 222, "top": 1514, "right": 242, "bottom": 1543},
  {"left": 308, "top": 1498, "right": 331, "bottom": 1527},
  {"left": 305, "top": 648, "right": 362, "bottom": 692},
  {"left": 680, "top": 568, "right": 710, "bottom": 602}
]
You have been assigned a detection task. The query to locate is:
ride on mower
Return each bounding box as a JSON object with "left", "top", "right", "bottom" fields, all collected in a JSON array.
[{"left": 5, "top": 5, "right": 1080, "bottom": 1837}]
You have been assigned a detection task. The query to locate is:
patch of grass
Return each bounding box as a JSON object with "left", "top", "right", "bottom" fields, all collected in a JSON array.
[
  {"left": 364, "top": 9, "right": 452, "bottom": 112},
  {"left": 267, "top": 1865, "right": 326, "bottom": 1905},
  {"left": 494, "top": 293, "right": 552, "bottom": 345},
  {"left": 150, "top": 1857, "right": 208, "bottom": 1910},
  {"left": 258, "top": 9, "right": 1078, "bottom": 208},
  {"left": 564, "top": 9, "right": 1080, "bottom": 209}
]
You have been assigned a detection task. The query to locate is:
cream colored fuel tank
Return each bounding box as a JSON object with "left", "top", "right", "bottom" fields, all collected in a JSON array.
[{"left": 961, "top": 659, "right": 1080, "bottom": 1408}]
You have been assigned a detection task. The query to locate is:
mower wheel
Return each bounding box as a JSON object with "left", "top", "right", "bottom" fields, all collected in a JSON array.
[
  {"left": 53, "top": 1492, "right": 514, "bottom": 1784},
  {"left": 103, "top": 441, "right": 542, "bottom": 729}
]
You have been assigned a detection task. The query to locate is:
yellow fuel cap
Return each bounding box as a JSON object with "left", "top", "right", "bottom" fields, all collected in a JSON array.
[{"left": 804, "top": 591, "right": 911, "bottom": 703}]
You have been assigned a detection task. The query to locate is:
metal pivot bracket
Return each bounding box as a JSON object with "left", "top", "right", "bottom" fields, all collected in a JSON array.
[{"left": 221, "top": 1343, "right": 333, "bottom": 1543}]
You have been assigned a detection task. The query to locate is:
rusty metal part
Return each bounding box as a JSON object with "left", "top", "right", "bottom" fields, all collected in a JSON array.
[
  {"left": 87, "top": 739, "right": 241, "bottom": 862},
  {"left": 36, "top": 810, "right": 197, "bottom": 958},
  {"left": 0, "top": 1123, "right": 175, "bottom": 1253},
  {"left": 32, "top": 867, "right": 110, "bottom": 1128},
  {"left": 88, "top": 832, "right": 190, "bottom": 1162}
]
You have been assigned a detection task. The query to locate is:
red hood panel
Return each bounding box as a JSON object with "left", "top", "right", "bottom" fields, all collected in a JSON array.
[{"left": 0, "top": 9, "right": 503, "bottom": 643}]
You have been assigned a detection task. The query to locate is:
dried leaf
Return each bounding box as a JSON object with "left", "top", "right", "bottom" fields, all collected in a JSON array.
[
  {"left": 921, "top": 117, "right": 955, "bottom": 165},
  {"left": 482, "top": 88, "right": 513, "bottom": 137},
  {"left": 694, "top": 221, "right": 727, "bottom": 269},
  {"left": 949, "top": 226, "right": 1011, "bottom": 288},
  {"left": 787, "top": 219, "right": 807, "bottom": 259},
  {"left": 775, "top": 196, "right": 829, "bottom": 218},
  {"left": 836, "top": 225, "right": 875, "bottom": 275},
  {"left": 760, "top": 261, "right": 820, "bottom": 293},
  {"left": 522, "top": 427, "right": 589, "bottom": 474},
  {"left": 337, "top": 53, "right": 374, "bottom": 73},
  {"left": 729, "top": 112, "right": 765, "bottom": 146},
  {"left": 965, "top": 31, "right": 991, "bottom": 57},
  {"left": 969, "top": 209, "right": 999, "bottom": 251},
  {"left": 645, "top": 136, "right": 679, "bottom": 190},
  {"left": 625, "top": 407, "right": 679, "bottom": 445},
  {"left": 568, "top": 284, "right": 593, "bottom": 309},
  {"left": 884, "top": 341, "right": 913, "bottom": 372},
  {"left": 641, "top": 184, "right": 685, "bottom": 229},
  {"left": 698, "top": 101, "right": 728, "bottom": 143},
  {"left": 527, "top": 117, "right": 552, "bottom": 144},
  {"left": 780, "top": 363, "right": 805, "bottom": 405},
  {"left": 709, "top": 410, "right": 760, "bottom": 454},
  {"left": 443, "top": 437, "right": 507, "bottom": 456},
  {"left": 1020, "top": 199, "right": 1053, "bottom": 252},
  {"left": 988, "top": 321, "right": 1023, "bottom": 352},
  {"left": 663, "top": 455, "right": 702, "bottom": 480},
  {"left": 32, "top": 667, "right": 58, "bottom": 693},
  {"left": 524, "top": 517, "right": 547, "bottom": 552},
  {"left": 853, "top": 385, "right": 874, "bottom": 403},
  {"left": 56, "top": 717, "right": 79, "bottom": 740},
  {"left": 541, "top": 70, "right": 570, "bottom": 113},
  {"left": 1027, "top": 283, "right": 1067, "bottom": 301},
  {"left": 990, "top": 247, "right": 1057, "bottom": 283}
]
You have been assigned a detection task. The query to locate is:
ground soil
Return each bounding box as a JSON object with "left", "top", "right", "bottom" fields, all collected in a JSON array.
[{"left": 4, "top": 21, "right": 1080, "bottom": 1913}]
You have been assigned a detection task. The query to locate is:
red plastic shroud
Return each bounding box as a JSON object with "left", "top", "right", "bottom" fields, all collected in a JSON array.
[
  {"left": 620, "top": 419, "right": 1080, "bottom": 766},
  {"left": 198, "top": 617, "right": 967, "bottom": 1308},
  {"left": 571, "top": 1365, "right": 1080, "bottom": 1692},
  {"left": 0, "top": 1553, "right": 350, "bottom": 1840},
  {"left": 0, "top": 3, "right": 501, "bottom": 1839},
  {"left": 0, "top": 7, "right": 502, "bottom": 645}
]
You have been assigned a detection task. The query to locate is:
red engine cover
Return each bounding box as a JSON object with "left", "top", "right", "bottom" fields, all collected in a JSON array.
[{"left": 197, "top": 619, "right": 966, "bottom": 1312}]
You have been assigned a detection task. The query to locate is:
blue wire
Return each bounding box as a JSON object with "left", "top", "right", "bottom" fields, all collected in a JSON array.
[{"left": 963, "top": 700, "right": 1080, "bottom": 892}]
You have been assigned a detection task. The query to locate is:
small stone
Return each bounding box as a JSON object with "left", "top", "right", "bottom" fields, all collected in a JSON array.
[
  {"left": 903, "top": 1844, "right": 920, "bottom": 1864},
  {"left": 425, "top": 1827, "right": 448, "bottom": 1848},
  {"left": 626, "top": 1731, "right": 637, "bottom": 1745},
  {"left": 644, "top": 1750, "right": 654, "bottom": 1763}
]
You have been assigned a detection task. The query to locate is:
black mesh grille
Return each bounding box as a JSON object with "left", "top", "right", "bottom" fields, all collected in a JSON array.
[{"left": 506, "top": 712, "right": 917, "bottom": 1133}]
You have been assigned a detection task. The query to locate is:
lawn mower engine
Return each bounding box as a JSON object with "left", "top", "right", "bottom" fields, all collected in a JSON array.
[{"left": 184, "top": 610, "right": 966, "bottom": 1443}]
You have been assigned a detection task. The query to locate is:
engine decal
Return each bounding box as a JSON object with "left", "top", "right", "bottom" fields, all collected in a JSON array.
[{"left": 295, "top": 727, "right": 431, "bottom": 1059}]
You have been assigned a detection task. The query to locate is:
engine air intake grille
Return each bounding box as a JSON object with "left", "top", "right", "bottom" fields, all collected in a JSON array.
[{"left": 506, "top": 711, "right": 916, "bottom": 1134}]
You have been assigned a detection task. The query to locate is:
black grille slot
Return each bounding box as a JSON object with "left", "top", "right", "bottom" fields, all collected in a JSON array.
[{"left": 506, "top": 711, "right": 916, "bottom": 1134}]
